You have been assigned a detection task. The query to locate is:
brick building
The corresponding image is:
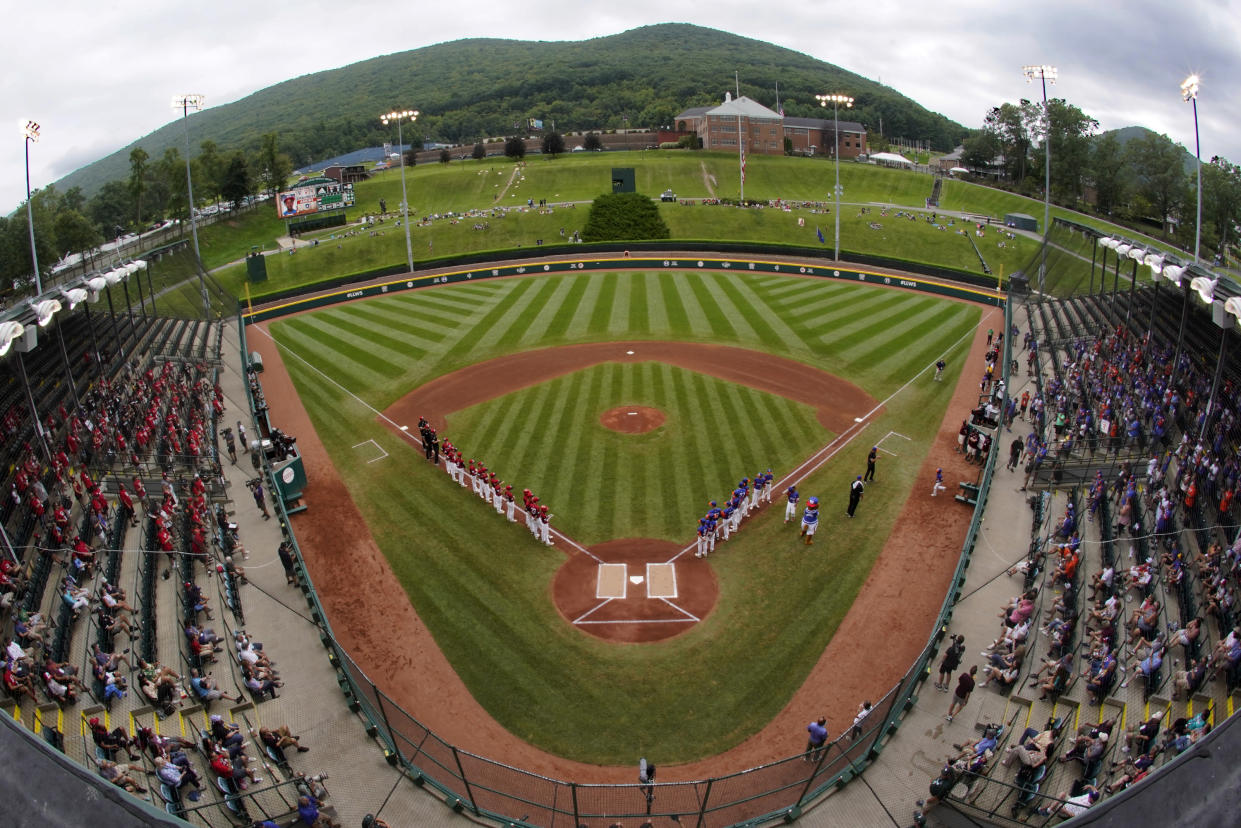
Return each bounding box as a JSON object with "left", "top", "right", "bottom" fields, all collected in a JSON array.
[{"left": 674, "top": 93, "right": 868, "bottom": 159}]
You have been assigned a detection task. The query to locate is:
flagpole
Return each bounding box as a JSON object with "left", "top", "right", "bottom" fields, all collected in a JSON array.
[{"left": 738, "top": 112, "right": 745, "bottom": 202}]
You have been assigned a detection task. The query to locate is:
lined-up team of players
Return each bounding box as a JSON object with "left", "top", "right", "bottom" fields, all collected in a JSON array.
[
  {"left": 694, "top": 471, "right": 775, "bottom": 558},
  {"left": 418, "top": 417, "right": 554, "bottom": 546}
]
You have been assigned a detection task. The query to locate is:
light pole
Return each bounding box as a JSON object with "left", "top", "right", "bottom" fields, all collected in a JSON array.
[
  {"left": 1023, "top": 65, "right": 1057, "bottom": 294},
  {"left": 1181, "top": 74, "right": 1202, "bottom": 264},
  {"left": 20, "top": 119, "right": 42, "bottom": 295},
  {"left": 381, "top": 109, "right": 419, "bottom": 274},
  {"left": 816, "top": 93, "right": 853, "bottom": 262},
  {"left": 171, "top": 94, "right": 209, "bottom": 318}
]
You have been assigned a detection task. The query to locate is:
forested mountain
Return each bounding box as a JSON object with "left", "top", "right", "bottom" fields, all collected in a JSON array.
[{"left": 51, "top": 23, "right": 966, "bottom": 200}]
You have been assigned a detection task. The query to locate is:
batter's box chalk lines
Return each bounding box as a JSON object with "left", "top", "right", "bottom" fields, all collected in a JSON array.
[
  {"left": 645, "top": 562, "right": 677, "bottom": 599},
  {"left": 351, "top": 439, "right": 389, "bottom": 464},
  {"left": 596, "top": 563, "right": 628, "bottom": 599},
  {"left": 572, "top": 600, "right": 614, "bottom": 624},
  {"left": 658, "top": 597, "right": 700, "bottom": 622}
]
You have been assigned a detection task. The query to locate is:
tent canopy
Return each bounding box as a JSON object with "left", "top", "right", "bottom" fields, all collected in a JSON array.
[{"left": 868, "top": 151, "right": 914, "bottom": 167}]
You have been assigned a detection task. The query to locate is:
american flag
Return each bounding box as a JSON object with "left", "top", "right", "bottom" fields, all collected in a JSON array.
[{"left": 741, "top": 145, "right": 747, "bottom": 184}]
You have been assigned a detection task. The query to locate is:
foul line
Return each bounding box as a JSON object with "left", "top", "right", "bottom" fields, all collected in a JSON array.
[
  {"left": 572, "top": 599, "right": 613, "bottom": 624},
  {"left": 252, "top": 325, "right": 609, "bottom": 561},
  {"left": 666, "top": 310, "right": 995, "bottom": 564}
]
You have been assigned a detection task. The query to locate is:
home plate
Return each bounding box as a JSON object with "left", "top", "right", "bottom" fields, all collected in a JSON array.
[
  {"left": 626, "top": 350, "right": 634, "bottom": 355},
  {"left": 629, "top": 575, "right": 644, "bottom": 585}
]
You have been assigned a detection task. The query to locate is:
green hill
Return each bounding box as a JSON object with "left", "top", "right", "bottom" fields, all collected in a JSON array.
[{"left": 51, "top": 23, "right": 967, "bottom": 200}]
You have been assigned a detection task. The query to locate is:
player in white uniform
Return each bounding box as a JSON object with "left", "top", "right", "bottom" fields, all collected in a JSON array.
[{"left": 784, "top": 485, "right": 800, "bottom": 523}]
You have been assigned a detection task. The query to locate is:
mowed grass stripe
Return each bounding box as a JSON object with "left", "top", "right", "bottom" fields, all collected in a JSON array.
[
  {"left": 588, "top": 274, "right": 620, "bottom": 336},
  {"left": 345, "top": 302, "right": 453, "bottom": 349},
  {"left": 655, "top": 363, "right": 694, "bottom": 528},
  {"left": 485, "top": 276, "right": 561, "bottom": 351},
  {"left": 376, "top": 295, "right": 464, "bottom": 334},
  {"left": 669, "top": 272, "right": 713, "bottom": 340},
  {"left": 543, "top": 274, "right": 591, "bottom": 342},
  {"left": 834, "top": 296, "right": 946, "bottom": 362},
  {"left": 629, "top": 273, "right": 651, "bottom": 336},
  {"left": 563, "top": 273, "right": 607, "bottom": 340},
  {"left": 333, "top": 305, "right": 438, "bottom": 357},
  {"left": 275, "top": 317, "right": 404, "bottom": 391},
  {"left": 793, "top": 283, "right": 889, "bottom": 328},
  {"left": 297, "top": 311, "right": 414, "bottom": 376},
  {"left": 802, "top": 289, "right": 918, "bottom": 340},
  {"left": 607, "top": 273, "right": 633, "bottom": 335},
  {"left": 685, "top": 272, "right": 738, "bottom": 341},
  {"left": 436, "top": 277, "right": 538, "bottom": 369},
  {"left": 713, "top": 273, "right": 805, "bottom": 354},
  {"left": 642, "top": 273, "right": 669, "bottom": 334},
  {"left": 863, "top": 304, "right": 977, "bottom": 378},
  {"left": 518, "top": 276, "right": 580, "bottom": 347}
]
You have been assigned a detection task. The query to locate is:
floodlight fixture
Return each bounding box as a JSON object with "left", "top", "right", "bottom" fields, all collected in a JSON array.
[
  {"left": 816, "top": 93, "right": 853, "bottom": 262},
  {"left": 1181, "top": 74, "right": 1203, "bottom": 263},
  {"left": 32, "top": 298, "right": 62, "bottom": 327},
  {"left": 0, "top": 321, "right": 25, "bottom": 357},
  {"left": 1223, "top": 296, "right": 1241, "bottom": 322},
  {"left": 1191, "top": 276, "right": 1217, "bottom": 304},
  {"left": 380, "top": 109, "right": 420, "bottom": 274},
  {"left": 20, "top": 120, "right": 40, "bottom": 141}
]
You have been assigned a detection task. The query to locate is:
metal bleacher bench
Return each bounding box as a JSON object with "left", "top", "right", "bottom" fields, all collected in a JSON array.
[{"left": 955, "top": 481, "right": 980, "bottom": 507}]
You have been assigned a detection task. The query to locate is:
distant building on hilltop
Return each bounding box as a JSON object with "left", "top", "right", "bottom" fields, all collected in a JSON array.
[{"left": 673, "top": 92, "right": 868, "bottom": 159}]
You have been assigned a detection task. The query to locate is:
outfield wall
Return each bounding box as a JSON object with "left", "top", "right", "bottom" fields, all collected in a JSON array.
[
  {"left": 238, "top": 252, "right": 1007, "bottom": 826},
  {"left": 242, "top": 251, "right": 1001, "bottom": 325}
]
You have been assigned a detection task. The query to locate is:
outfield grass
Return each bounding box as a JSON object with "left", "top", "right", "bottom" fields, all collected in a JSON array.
[
  {"left": 448, "top": 363, "right": 829, "bottom": 544},
  {"left": 272, "top": 270, "right": 983, "bottom": 762}
]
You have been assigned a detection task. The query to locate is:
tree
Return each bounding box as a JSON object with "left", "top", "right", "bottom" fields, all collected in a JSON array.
[
  {"left": 258, "top": 132, "right": 293, "bottom": 197},
  {"left": 1202, "top": 156, "right": 1241, "bottom": 255},
  {"left": 88, "top": 180, "right": 134, "bottom": 237},
  {"left": 54, "top": 209, "right": 102, "bottom": 261},
  {"left": 984, "top": 101, "right": 1034, "bottom": 183},
  {"left": 403, "top": 147, "right": 418, "bottom": 167},
  {"left": 60, "top": 186, "right": 86, "bottom": 214},
  {"left": 472, "top": 142, "right": 486, "bottom": 160},
  {"left": 1032, "top": 99, "right": 1098, "bottom": 204},
  {"left": 961, "top": 130, "right": 1001, "bottom": 171},
  {"left": 583, "top": 132, "right": 603, "bottom": 151},
  {"left": 157, "top": 147, "right": 188, "bottom": 219},
  {"left": 198, "top": 140, "right": 224, "bottom": 206},
  {"left": 505, "top": 135, "right": 526, "bottom": 160},
  {"left": 581, "top": 192, "right": 670, "bottom": 242},
  {"left": 128, "top": 147, "right": 149, "bottom": 228},
  {"left": 220, "top": 152, "right": 253, "bottom": 209},
  {"left": 1126, "top": 131, "right": 1188, "bottom": 235},
  {"left": 439, "top": 149, "right": 451, "bottom": 164},
  {"left": 541, "top": 132, "right": 566, "bottom": 157},
  {"left": 1090, "top": 132, "right": 1127, "bottom": 216}
]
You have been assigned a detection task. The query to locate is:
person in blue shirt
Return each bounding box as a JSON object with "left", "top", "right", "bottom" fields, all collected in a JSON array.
[
  {"left": 695, "top": 518, "right": 709, "bottom": 559},
  {"left": 784, "top": 485, "right": 800, "bottom": 524},
  {"left": 805, "top": 717, "right": 828, "bottom": 761},
  {"left": 799, "top": 497, "right": 820, "bottom": 545}
]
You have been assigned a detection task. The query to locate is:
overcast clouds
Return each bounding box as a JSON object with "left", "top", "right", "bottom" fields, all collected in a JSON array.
[{"left": 4, "top": 0, "right": 1239, "bottom": 214}]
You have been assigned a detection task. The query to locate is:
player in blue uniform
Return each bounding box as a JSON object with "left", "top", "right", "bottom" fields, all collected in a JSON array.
[
  {"left": 762, "top": 470, "right": 775, "bottom": 504},
  {"left": 785, "top": 485, "right": 800, "bottom": 523},
  {"left": 750, "top": 472, "right": 765, "bottom": 513},
  {"left": 799, "top": 496, "right": 820, "bottom": 545},
  {"left": 696, "top": 518, "right": 709, "bottom": 558}
]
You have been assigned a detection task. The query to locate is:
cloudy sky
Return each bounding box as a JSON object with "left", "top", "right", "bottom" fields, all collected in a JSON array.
[{"left": 4, "top": 0, "right": 1239, "bottom": 214}]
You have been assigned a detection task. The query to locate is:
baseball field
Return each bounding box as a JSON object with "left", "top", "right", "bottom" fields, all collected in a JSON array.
[{"left": 260, "top": 266, "right": 981, "bottom": 765}]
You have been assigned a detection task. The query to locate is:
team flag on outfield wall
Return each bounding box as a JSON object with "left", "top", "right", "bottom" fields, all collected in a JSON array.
[{"left": 816, "top": 227, "right": 825, "bottom": 244}]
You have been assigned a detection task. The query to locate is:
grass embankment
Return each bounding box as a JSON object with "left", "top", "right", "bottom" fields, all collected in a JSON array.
[{"left": 272, "top": 270, "right": 981, "bottom": 762}]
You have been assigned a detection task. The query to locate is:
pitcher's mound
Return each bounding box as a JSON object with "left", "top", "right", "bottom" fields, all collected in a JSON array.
[{"left": 601, "top": 406, "right": 665, "bottom": 434}]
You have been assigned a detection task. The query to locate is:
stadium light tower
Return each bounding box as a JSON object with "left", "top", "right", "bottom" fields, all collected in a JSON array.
[
  {"left": 20, "top": 119, "right": 42, "bottom": 295},
  {"left": 381, "top": 109, "right": 419, "bottom": 274},
  {"left": 171, "top": 94, "right": 209, "bottom": 317},
  {"left": 816, "top": 93, "right": 854, "bottom": 262},
  {"left": 1181, "top": 74, "right": 1202, "bottom": 264},
  {"left": 1023, "top": 64, "right": 1057, "bottom": 294}
]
